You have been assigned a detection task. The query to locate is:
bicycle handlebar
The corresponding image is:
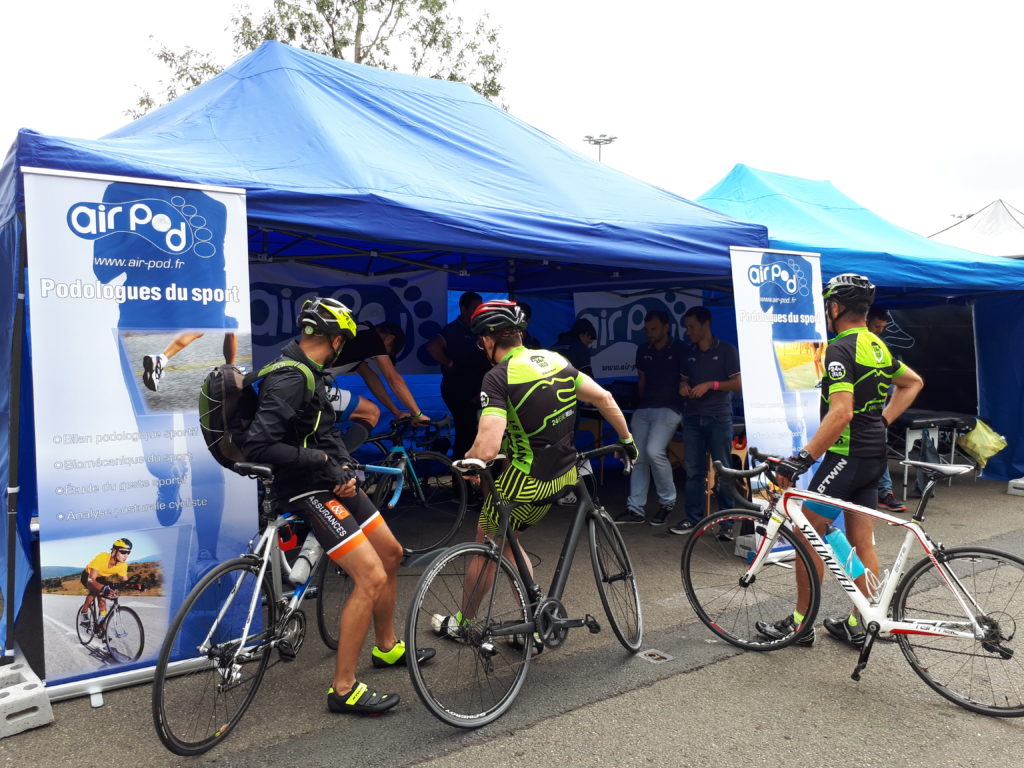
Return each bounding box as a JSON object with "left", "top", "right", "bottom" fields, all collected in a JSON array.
[{"left": 452, "top": 442, "right": 634, "bottom": 477}]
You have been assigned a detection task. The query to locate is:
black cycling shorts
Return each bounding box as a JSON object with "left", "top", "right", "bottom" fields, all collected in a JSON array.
[
  {"left": 802, "top": 452, "right": 886, "bottom": 521},
  {"left": 285, "top": 488, "right": 382, "bottom": 560}
]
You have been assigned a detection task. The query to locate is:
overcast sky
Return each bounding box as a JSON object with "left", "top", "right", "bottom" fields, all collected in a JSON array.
[{"left": 4, "top": 0, "right": 1020, "bottom": 236}]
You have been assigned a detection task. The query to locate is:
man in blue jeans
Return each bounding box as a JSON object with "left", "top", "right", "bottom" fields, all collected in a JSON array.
[
  {"left": 669, "top": 306, "right": 742, "bottom": 534},
  {"left": 615, "top": 310, "right": 687, "bottom": 524}
]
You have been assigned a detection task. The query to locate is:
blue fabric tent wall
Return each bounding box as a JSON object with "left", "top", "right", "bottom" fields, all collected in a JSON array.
[{"left": 698, "top": 164, "right": 1024, "bottom": 479}]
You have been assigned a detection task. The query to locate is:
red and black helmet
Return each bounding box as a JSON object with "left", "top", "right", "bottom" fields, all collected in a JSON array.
[{"left": 470, "top": 299, "right": 528, "bottom": 336}]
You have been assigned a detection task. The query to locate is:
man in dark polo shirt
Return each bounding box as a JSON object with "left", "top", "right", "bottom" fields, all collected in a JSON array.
[
  {"left": 426, "top": 292, "right": 489, "bottom": 459},
  {"left": 668, "top": 306, "right": 742, "bottom": 534},
  {"left": 615, "top": 310, "right": 687, "bottom": 524}
]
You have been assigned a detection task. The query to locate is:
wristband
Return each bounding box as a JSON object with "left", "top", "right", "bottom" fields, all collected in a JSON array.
[
  {"left": 413, "top": 411, "right": 424, "bottom": 419},
  {"left": 713, "top": 380, "right": 719, "bottom": 391}
]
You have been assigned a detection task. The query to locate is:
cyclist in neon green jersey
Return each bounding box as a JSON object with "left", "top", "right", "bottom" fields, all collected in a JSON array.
[
  {"left": 432, "top": 300, "right": 637, "bottom": 640},
  {"left": 757, "top": 274, "right": 924, "bottom": 649}
]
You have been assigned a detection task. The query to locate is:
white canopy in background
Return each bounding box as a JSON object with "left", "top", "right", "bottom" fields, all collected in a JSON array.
[{"left": 930, "top": 200, "right": 1024, "bottom": 259}]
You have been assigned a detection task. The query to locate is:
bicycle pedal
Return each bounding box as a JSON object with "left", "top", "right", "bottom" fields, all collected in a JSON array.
[
  {"left": 584, "top": 614, "right": 601, "bottom": 634},
  {"left": 277, "top": 639, "right": 298, "bottom": 662}
]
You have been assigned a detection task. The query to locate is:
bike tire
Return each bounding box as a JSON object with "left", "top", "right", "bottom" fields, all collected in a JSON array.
[
  {"left": 589, "top": 511, "right": 643, "bottom": 651},
  {"left": 75, "top": 606, "right": 94, "bottom": 645},
  {"left": 105, "top": 606, "right": 145, "bottom": 663},
  {"left": 893, "top": 546, "right": 1024, "bottom": 717},
  {"left": 406, "top": 542, "right": 531, "bottom": 728},
  {"left": 315, "top": 557, "right": 353, "bottom": 650},
  {"left": 680, "top": 509, "right": 820, "bottom": 650},
  {"left": 152, "top": 558, "right": 276, "bottom": 756},
  {"left": 375, "top": 450, "right": 467, "bottom": 555}
]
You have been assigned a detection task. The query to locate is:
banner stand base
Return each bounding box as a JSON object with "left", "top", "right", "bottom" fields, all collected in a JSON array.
[{"left": 0, "top": 644, "right": 53, "bottom": 739}]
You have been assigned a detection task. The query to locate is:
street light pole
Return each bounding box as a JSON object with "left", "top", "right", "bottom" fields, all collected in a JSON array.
[{"left": 583, "top": 133, "right": 617, "bottom": 162}]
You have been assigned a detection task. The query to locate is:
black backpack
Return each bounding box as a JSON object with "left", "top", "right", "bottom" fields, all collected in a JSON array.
[{"left": 199, "top": 360, "right": 315, "bottom": 472}]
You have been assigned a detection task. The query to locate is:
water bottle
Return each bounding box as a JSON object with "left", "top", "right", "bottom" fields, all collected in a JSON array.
[
  {"left": 824, "top": 525, "right": 865, "bottom": 579},
  {"left": 289, "top": 534, "right": 324, "bottom": 585}
]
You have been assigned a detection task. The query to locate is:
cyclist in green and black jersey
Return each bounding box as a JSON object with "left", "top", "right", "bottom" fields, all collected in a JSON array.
[
  {"left": 433, "top": 300, "right": 637, "bottom": 639},
  {"left": 758, "top": 274, "right": 924, "bottom": 649}
]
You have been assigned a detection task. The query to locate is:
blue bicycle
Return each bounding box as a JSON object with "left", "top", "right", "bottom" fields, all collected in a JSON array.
[{"left": 357, "top": 415, "right": 468, "bottom": 555}]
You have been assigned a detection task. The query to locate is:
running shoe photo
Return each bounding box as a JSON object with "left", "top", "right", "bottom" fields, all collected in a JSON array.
[{"left": 142, "top": 354, "right": 167, "bottom": 391}]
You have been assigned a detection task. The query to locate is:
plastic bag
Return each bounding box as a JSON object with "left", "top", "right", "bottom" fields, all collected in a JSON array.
[{"left": 957, "top": 420, "right": 1007, "bottom": 468}]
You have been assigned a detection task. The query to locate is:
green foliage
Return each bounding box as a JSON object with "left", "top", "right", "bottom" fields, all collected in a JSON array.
[{"left": 130, "top": 0, "right": 504, "bottom": 117}]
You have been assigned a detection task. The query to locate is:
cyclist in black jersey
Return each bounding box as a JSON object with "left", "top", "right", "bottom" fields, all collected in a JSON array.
[
  {"left": 757, "top": 274, "right": 924, "bottom": 649},
  {"left": 432, "top": 300, "right": 637, "bottom": 637}
]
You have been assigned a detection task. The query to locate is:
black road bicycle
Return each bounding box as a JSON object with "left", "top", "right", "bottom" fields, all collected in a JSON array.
[{"left": 405, "top": 444, "right": 643, "bottom": 728}]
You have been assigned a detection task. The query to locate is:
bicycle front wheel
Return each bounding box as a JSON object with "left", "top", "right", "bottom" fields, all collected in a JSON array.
[
  {"left": 406, "top": 542, "right": 531, "bottom": 728},
  {"left": 315, "top": 558, "right": 353, "bottom": 650},
  {"left": 377, "top": 451, "right": 467, "bottom": 554},
  {"left": 105, "top": 606, "right": 144, "bottom": 662},
  {"left": 894, "top": 547, "right": 1024, "bottom": 717},
  {"left": 681, "top": 510, "right": 820, "bottom": 650},
  {"left": 589, "top": 512, "right": 643, "bottom": 651},
  {"left": 152, "top": 558, "right": 276, "bottom": 756},
  {"left": 75, "top": 606, "right": 94, "bottom": 645}
]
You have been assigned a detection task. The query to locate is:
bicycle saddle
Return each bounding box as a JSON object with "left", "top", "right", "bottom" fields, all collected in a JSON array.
[
  {"left": 900, "top": 460, "right": 973, "bottom": 477},
  {"left": 234, "top": 462, "right": 274, "bottom": 479}
]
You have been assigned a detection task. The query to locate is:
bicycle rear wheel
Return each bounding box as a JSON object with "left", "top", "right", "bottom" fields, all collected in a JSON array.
[
  {"left": 894, "top": 547, "right": 1024, "bottom": 717},
  {"left": 315, "top": 558, "right": 353, "bottom": 650},
  {"left": 375, "top": 451, "right": 467, "bottom": 554},
  {"left": 681, "top": 510, "right": 820, "bottom": 650},
  {"left": 152, "top": 558, "right": 276, "bottom": 756},
  {"left": 589, "top": 511, "right": 643, "bottom": 651},
  {"left": 105, "top": 606, "right": 144, "bottom": 662},
  {"left": 406, "top": 542, "right": 531, "bottom": 728}
]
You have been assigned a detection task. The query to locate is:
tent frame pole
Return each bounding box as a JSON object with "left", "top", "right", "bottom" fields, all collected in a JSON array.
[{"left": 2, "top": 224, "right": 27, "bottom": 666}]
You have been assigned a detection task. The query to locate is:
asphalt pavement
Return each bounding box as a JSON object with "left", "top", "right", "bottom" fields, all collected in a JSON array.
[{"left": 2, "top": 465, "right": 1023, "bottom": 767}]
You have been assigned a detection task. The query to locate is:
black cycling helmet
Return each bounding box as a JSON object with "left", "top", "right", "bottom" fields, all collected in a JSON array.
[
  {"left": 297, "top": 297, "right": 357, "bottom": 340},
  {"left": 822, "top": 273, "right": 876, "bottom": 306},
  {"left": 112, "top": 538, "right": 133, "bottom": 552},
  {"left": 470, "top": 299, "right": 528, "bottom": 337}
]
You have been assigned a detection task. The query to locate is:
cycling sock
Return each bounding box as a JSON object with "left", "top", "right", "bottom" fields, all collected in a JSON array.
[
  {"left": 847, "top": 615, "right": 860, "bottom": 627},
  {"left": 793, "top": 610, "right": 805, "bottom": 623},
  {"left": 342, "top": 422, "right": 369, "bottom": 452}
]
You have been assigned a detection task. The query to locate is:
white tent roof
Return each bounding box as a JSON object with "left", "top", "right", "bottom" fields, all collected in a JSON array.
[{"left": 930, "top": 200, "right": 1024, "bottom": 259}]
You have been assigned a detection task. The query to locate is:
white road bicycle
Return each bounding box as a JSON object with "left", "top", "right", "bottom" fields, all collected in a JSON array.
[{"left": 681, "top": 449, "right": 1024, "bottom": 717}]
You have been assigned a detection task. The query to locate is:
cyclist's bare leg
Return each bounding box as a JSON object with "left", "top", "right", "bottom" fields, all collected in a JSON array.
[
  {"left": 458, "top": 524, "right": 533, "bottom": 619},
  {"left": 793, "top": 508, "right": 829, "bottom": 617},
  {"left": 330, "top": 540, "right": 389, "bottom": 693},
  {"left": 363, "top": 520, "right": 404, "bottom": 652},
  {"left": 351, "top": 397, "right": 381, "bottom": 429},
  {"left": 843, "top": 511, "right": 879, "bottom": 606}
]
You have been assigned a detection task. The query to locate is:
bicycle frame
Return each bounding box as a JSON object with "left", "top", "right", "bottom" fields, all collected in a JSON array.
[
  {"left": 752, "top": 483, "right": 987, "bottom": 643},
  {"left": 469, "top": 445, "right": 622, "bottom": 641}
]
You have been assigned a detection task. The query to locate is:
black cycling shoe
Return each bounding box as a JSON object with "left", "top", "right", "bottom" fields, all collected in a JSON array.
[
  {"left": 754, "top": 615, "right": 815, "bottom": 646},
  {"left": 371, "top": 640, "right": 436, "bottom": 668},
  {"left": 327, "top": 682, "right": 399, "bottom": 716},
  {"left": 823, "top": 617, "right": 866, "bottom": 649}
]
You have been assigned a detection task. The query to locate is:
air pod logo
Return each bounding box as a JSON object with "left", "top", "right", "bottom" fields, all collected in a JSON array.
[
  {"left": 66, "top": 195, "right": 216, "bottom": 258},
  {"left": 747, "top": 259, "right": 809, "bottom": 296}
]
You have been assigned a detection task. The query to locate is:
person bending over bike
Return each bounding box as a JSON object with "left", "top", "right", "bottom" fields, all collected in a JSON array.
[
  {"left": 244, "top": 297, "right": 435, "bottom": 716},
  {"left": 325, "top": 320, "right": 433, "bottom": 453},
  {"left": 433, "top": 299, "right": 638, "bottom": 638},
  {"left": 757, "top": 274, "right": 923, "bottom": 648},
  {"left": 80, "top": 538, "right": 134, "bottom": 626}
]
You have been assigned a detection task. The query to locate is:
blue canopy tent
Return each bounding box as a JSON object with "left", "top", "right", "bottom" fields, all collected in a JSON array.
[
  {"left": 0, "top": 42, "right": 767, "bottom": 657},
  {"left": 698, "top": 164, "right": 1024, "bottom": 480}
]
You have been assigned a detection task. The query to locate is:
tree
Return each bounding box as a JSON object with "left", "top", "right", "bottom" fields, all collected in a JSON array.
[{"left": 130, "top": 0, "right": 504, "bottom": 118}]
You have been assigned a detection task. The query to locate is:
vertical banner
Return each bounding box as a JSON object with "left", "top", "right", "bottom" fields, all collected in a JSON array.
[
  {"left": 572, "top": 290, "right": 699, "bottom": 379},
  {"left": 730, "top": 247, "right": 827, "bottom": 473},
  {"left": 23, "top": 170, "right": 253, "bottom": 687},
  {"left": 249, "top": 262, "right": 447, "bottom": 372}
]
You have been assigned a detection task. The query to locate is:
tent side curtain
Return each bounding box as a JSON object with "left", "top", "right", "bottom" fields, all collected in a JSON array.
[
  {"left": 975, "top": 294, "right": 1024, "bottom": 481},
  {"left": 0, "top": 211, "right": 32, "bottom": 654}
]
